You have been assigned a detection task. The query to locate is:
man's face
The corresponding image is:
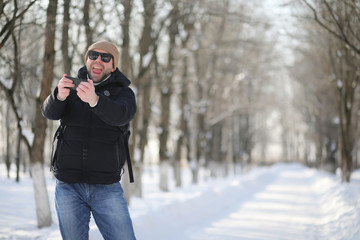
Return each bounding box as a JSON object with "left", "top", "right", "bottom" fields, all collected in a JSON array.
[{"left": 86, "top": 49, "right": 115, "bottom": 83}]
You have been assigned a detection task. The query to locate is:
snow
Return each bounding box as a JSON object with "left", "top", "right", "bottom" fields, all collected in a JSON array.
[
  {"left": 0, "top": 163, "right": 359, "bottom": 240},
  {"left": 20, "top": 120, "right": 34, "bottom": 146},
  {"left": 142, "top": 52, "right": 153, "bottom": 68},
  {"left": 0, "top": 77, "right": 12, "bottom": 89}
]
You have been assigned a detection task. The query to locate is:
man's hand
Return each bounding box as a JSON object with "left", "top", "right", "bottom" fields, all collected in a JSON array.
[
  {"left": 57, "top": 74, "right": 75, "bottom": 101},
  {"left": 77, "top": 79, "right": 99, "bottom": 107}
]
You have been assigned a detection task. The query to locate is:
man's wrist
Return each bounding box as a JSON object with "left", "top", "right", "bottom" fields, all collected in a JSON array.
[
  {"left": 89, "top": 95, "right": 99, "bottom": 107},
  {"left": 57, "top": 94, "right": 66, "bottom": 101}
]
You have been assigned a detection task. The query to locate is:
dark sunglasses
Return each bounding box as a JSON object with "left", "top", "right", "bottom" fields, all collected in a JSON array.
[{"left": 88, "top": 50, "right": 113, "bottom": 63}]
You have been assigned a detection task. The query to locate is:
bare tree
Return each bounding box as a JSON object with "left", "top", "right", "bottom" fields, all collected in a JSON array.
[
  {"left": 158, "top": 1, "right": 180, "bottom": 191},
  {"left": 1, "top": 0, "right": 58, "bottom": 228},
  {"left": 83, "top": 0, "right": 93, "bottom": 47},
  {"left": 61, "top": 0, "right": 72, "bottom": 74},
  {"left": 129, "top": 0, "right": 156, "bottom": 197},
  {"left": 206, "top": 0, "right": 232, "bottom": 177},
  {"left": 5, "top": 106, "right": 11, "bottom": 178},
  {"left": 120, "top": 0, "right": 132, "bottom": 77},
  {"left": 11, "top": 29, "right": 23, "bottom": 182},
  {"left": 290, "top": 34, "right": 339, "bottom": 171},
  {"left": 173, "top": 3, "right": 195, "bottom": 187},
  {"left": 131, "top": 0, "right": 176, "bottom": 194},
  {"left": 300, "top": 0, "right": 360, "bottom": 181},
  {"left": 0, "top": 0, "right": 38, "bottom": 183},
  {"left": 0, "top": 0, "right": 37, "bottom": 49},
  {"left": 119, "top": 0, "right": 133, "bottom": 203},
  {"left": 30, "top": 0, "right": 58, "bottom": 228},
  {"left": 186, "top": 0, "right": 272, "bottom": 180},
  {"left": 302, "top": 0, "right": 360, "bottom": 55}
]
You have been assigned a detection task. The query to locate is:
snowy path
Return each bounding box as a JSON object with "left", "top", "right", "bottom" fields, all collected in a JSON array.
[
  {"left": 189, "top": 167, "right": 320, "bottom": 240},
  {"left": 0, "top": 163, "right": 359, "bottom": 239},
  {"left": 133, "top": 164, "right": 360, "bottom": 240}
]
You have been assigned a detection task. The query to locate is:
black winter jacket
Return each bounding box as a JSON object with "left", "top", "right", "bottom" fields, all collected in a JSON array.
[{"left": 41, "top": 66, "right": 136, "bottom": 184}]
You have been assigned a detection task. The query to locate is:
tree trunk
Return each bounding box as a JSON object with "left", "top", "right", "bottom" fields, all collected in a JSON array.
[
  {"left": 30, "top": 0, "right": 58, "bottom": 228},
  {"left": 83, "top": 0, "right": 92, "bottom": 47},
  {"left": 12, "top": 28, "right": 22, "bottom": 182},
  {"left": 120, "top": 0, "right": 132, "bottom": 77},
  {"left": 336, "top": 44, "right": 357, "bottom": 182},
  {"left": 61, "top": 0, "right": 71, "bottom": 74},
  {"left": 31, "top": 162, "right": 52, "bottom": 228},
  {"left": 173, "top": 82, "right": 186, "bottom": 186},
  {"left": 137, "top": 70, "right": 151, "bottom": 196},
  {"left": 173, "top": 12, "right": 193, "bottom": 187},
  {"left": 192, "top": 46, "right": 205, "bottom": 184},
  {"left": 5, "top": 106, "right": 11, "bottom": 178},
  {"left": 338, "top": 88, "right": 354, "bottom": 182},
  {"left": 159, "top": 3, "right": 179, "bottom": 191},
  {"left": 15, "top": 128, "right": 21, "bottom": 182},
  {"left": 208, "top": 123, "right": 223, "bottom": 177},
  {"left": 120, "top": 0, "right": 133, "bottom": 204},
  {"left": 341, "top": 144, "right": 353, "bottom": 182},
  {"left": 130, "top": 0, "right": 156, "bottom": 197}
]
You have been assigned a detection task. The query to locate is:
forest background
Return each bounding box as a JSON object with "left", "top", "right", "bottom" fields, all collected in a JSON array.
[{"left": 1, "top": 0, "right": 360, "bottom": 228}]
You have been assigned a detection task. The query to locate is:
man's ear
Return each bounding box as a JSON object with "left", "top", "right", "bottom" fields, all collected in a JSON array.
[{"left": 112, "top": 60, "right": 116, "bottom": 72}]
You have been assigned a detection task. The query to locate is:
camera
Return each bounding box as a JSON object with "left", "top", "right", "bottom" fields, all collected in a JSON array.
[{"left": 65, "top": 76, "right": 87, "bottom": 90}]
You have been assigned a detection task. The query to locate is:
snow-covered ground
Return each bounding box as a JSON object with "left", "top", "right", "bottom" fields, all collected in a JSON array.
[{"left": 0, "top": 163, "right": 359, "bottom": 240}]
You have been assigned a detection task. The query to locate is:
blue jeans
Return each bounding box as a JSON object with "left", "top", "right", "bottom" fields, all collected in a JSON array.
[{"left": 55, "top": 180, "right": 136, "bottom": 240}]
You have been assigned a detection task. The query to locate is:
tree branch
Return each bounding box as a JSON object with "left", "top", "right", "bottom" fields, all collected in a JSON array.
[
  {"left": 302, "top": 0, "right": 360, "bottom": 55},
  {"left": 0, "top": 0, "right": 37, "bottom": 49}
]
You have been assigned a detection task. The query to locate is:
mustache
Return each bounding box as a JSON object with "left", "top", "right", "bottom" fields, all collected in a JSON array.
[{"left": 91, "top": 63, "right": 104, "bottom": 69}]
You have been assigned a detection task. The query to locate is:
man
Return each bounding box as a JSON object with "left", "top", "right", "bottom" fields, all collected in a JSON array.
[{"left": 42, "top": 40, "right": 136, "bottom": 240}]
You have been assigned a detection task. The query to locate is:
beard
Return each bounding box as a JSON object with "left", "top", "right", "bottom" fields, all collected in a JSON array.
[
  {"left": 88, "top": 71, "right": 111, "bottom": 83},
  {"left": 86, "top": 62, "right": 113, "bottom": 83}
]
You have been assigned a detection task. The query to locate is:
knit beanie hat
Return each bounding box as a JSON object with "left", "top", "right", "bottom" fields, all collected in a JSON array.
[{"left": 84, "top": 40, "right": 120, "bottom": 68}]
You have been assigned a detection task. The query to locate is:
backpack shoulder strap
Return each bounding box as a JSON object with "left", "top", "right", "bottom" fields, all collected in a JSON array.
[
  {"left": 50, "top": 121, "right": 66, "bottom": 171},
  {"left": 119, "top": 124, "right": 134, "bottom": 183}
]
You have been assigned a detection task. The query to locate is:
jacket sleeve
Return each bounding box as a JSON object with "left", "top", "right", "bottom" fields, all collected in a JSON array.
[
  {"left": 90, "top": 87, "right": 136, "bottom": 126},
  {"left": 41, "top": 87, "right": 69, "bottom": 120}
]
